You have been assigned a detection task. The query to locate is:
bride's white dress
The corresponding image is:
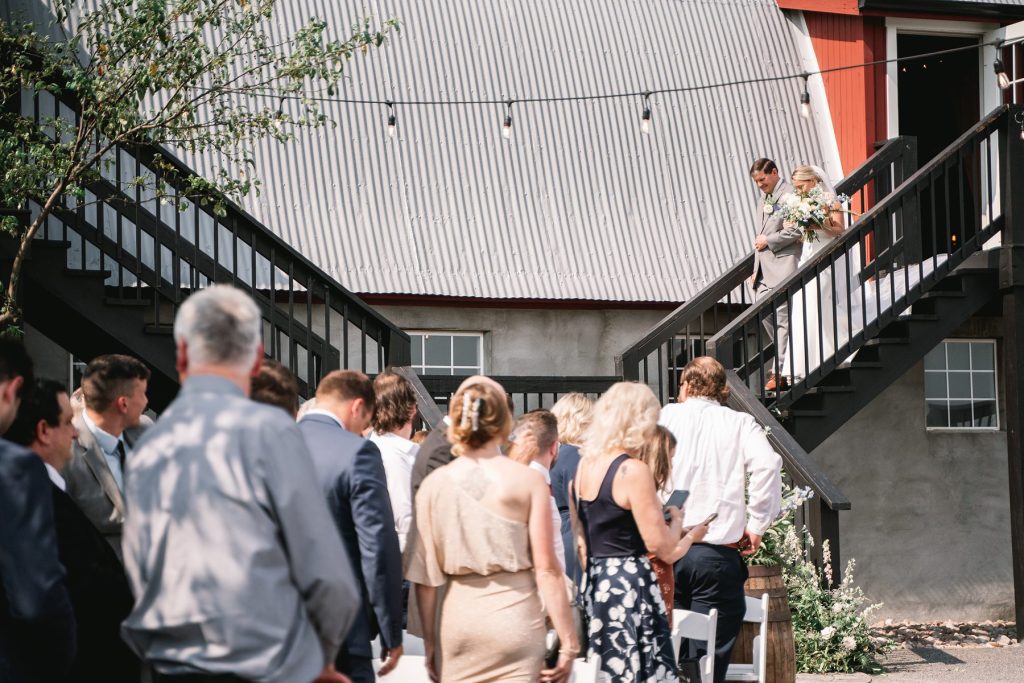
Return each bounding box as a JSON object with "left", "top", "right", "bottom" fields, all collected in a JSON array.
[{"left": 782, "top": 227, "right": 854, "bottom": 380}]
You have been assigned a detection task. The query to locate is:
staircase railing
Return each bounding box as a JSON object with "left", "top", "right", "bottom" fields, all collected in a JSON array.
[
  {"left": 22, "top": 89, "right": 409, "bottom": 394},
  {"left": 708, "top": 105, "right": 1011, "bottom": 411},
  {"left": 616, "top": 136, "right": 917, "bottom": 405}
]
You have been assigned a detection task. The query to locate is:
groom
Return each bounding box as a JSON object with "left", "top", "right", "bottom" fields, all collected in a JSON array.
[{"left": 750, "top": 158, "right": 801, "bottom": 391}]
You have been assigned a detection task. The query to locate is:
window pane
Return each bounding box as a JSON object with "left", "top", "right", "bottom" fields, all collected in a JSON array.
[
  {"left": 452, "top": 336, "right": 480, "bottom": 367},
  {"left": 972, "top": 372, "right": 995, "bottom": 400},
  {"left": 411, "top": 336, "right": 423, "bottom": 366},
  {"left": 926, "top": 400, "right": 949, "bottom": 428},
  {"left": 949, "top": 399, "right": 973, "bottom": 428},
  {"left": 947, "top": 343, "right": 971, "bottom": 370},
  {"left": 424, "top": 335, "right": 451, "bottom": 366},
  {"left": 971, "top": 342, "right": 995, "bottom": 371},
  {"left": 924, "top": 372, "right": 947, "bottom": 399},
  {"left": 972, "top": 399, "right": 998, "bottom": 428},
  {"left": 452, "top": 366, "right": 475, "bottom": 377},
  {"left": 924, "top": 344, "right": 947, "bottom": 370},
  {"left": 947, "top": 372, "right": 971, "bottom": 399}
]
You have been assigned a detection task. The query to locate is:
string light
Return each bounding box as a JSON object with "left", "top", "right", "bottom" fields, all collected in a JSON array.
[
  {"left": 502, "top": 100, "right": 513, "bottom": 140},
  {"left": 799, "top": 74, "right": 811, "bottom": 119},
  {"left": 994, "top": 43, "right": 1011, "bottom": 90},
  {"left": 640, "top": 92, "right": 652, "bottom": 135},
  {"left": 385, "top": 101, "right": 396, "bottom": 138}
]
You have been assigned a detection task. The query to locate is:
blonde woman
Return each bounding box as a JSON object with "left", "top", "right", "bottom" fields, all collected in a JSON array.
[
  {"left": 550, "top": 392, "right": 594, "bottom": 583},
  {"left": 572, "top": 383, "right": 708, "bottom": 682},
  {"left": 406, "top": 383, "right": 579, "bottom": 683},
  {"left": 783, "top": 165, "right": 854, "bottom": 380}
]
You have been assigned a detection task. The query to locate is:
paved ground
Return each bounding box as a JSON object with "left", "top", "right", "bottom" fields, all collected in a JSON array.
[{"left": 797, "top": 645, "right": 1024, "bottom": 682}]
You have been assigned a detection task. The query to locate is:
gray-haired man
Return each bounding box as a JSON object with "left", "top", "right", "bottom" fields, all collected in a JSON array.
[{"left": 121, "top": 285, "right": 360, "bottom": 683}]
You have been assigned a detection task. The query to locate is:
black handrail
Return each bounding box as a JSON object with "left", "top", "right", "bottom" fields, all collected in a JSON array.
[
  {"left": 708, "top": 105, "right": 1010, "bottom": 408},
  {"left": 618, "top": 135, "right": 916, "bottom": 404},
  {"left": 22, "top": 88, "right": 410, "bottom": 393}
]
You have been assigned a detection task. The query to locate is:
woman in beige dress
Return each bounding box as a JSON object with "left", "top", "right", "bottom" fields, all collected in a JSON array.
[{"left": 405, "top": 381, "right": 579, "bottom": 683}]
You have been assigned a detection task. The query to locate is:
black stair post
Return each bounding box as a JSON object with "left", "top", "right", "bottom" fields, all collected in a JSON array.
[{"left": 1000, "top": 103, "right": 1024, "bottom": 631}]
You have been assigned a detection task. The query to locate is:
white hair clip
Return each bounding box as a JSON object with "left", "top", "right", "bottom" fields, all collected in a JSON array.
[
  {"left": 471, "top": 398, "right": 481, "bottom": 431},
  {"left": 460, "top": 392, "right": 473, "bottom": 429}
]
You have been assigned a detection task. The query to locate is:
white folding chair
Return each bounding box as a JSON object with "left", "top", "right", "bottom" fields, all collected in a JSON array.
[
  {"left": 570, "top": 654, "right": 601, "bottom": 683},
  {"left": 672, "top": 608, "right": 719, "bottom": 683},
  {"left": 724, "top": 593, "right": 769, "bottom": 683}
]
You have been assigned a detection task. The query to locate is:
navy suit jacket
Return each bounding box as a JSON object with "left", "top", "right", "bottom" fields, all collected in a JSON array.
[
  {"left": 550, "top": 443, "right": 582, "bottom": 584},
  {"left": 0, "top": 439, "right": 76, "bottom": 682},
  {"left": 298, "top": 415, "right": 403, "bottom": 659}
]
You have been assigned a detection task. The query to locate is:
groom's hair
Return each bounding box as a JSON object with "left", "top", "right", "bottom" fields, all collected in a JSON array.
[
  {"left": 680, "top": 356, "right": 730, "bottom": 404},
  {"left": 749, "top": 158, "right": 778, "bottom": 176}
]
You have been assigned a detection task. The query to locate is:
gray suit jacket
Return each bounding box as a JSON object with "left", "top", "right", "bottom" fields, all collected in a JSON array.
[
  {"left": 62, "top": 414, "right": 149, "bottom": 561},
  {"left": 752, "top": 179, "right": 803, "bottom": 288}
]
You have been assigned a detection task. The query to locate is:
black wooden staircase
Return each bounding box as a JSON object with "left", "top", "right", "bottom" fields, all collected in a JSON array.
[{"left": 4, "top": 90, "right": 410, "bottom": 410}]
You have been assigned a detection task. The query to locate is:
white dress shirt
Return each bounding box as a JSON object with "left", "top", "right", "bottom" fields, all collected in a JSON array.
[
  {"left": 660, "top": 397, "right": 782, "bottom": 545},
  {"left": 44, "top": 462, "right": 67, "bottom": 491},
  {"left": 528, "top": 461, "right": 566, "bottom": 572},
  {"left": 370, "top": 431, "right": 419, "bottom": 552}
]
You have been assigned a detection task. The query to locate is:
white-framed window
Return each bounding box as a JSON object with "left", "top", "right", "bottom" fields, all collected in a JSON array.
[
  {"left": 924, "top": 339, "right": 998, "bottom": 430},
  {"left": 409, "top": 331, "right": 484, "bottom": 376}
]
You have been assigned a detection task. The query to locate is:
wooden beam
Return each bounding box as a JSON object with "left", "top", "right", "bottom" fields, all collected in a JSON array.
[{"left": 1000, "top": 104, "right": 1024, "bottom": 630}]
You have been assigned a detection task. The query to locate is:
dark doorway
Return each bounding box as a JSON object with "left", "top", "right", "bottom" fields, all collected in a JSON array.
[{"left": 897, "top": 34, "right": 981, "bottom": 261}]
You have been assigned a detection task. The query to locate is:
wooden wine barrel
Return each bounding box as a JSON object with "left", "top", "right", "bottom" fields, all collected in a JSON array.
[{"left": 728, "top": 565, "right": 796, "bottom": 683}]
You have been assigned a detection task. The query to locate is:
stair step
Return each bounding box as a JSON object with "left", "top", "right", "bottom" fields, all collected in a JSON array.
[
  {"left": 144, "top": 324, "right": 174, "bottom": 336},
  {"left": 32, "top": 239, "right": 71, "bottom": 250},
  {"left": 791, "top": 409, "right": 828, "bottom": 418},
  {"left": 104, "top": 297, "right": 151, "bottom": 308},
  {"left": 63, "top": 268, "right": 111, "bottom": 280},
  {"left": 862, "top": 336, "right": 911, "bottom": 346}
]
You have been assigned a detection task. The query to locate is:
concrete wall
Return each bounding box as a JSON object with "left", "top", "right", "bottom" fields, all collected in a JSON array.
[
  {"left": 813, "top": 315, "right": 1013, "bottom": 622},
  {"left": 374, "top": 303, "right": 671, "bottom": 377}
]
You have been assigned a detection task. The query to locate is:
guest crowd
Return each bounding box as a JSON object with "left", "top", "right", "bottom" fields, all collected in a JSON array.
[{"left": 0, "top": 285, "right": 782, "bottom": 683}]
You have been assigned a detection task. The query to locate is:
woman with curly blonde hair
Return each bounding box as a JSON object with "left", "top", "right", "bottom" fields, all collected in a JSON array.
[
  {"left": 406, "top": 382, "right": 579, "bottom": 683},
  {"left": 572, "top": 382, "right": 708, "bottom": 682},
  {"left": 549, "top": 392, "right": 594, "bottom": 583}
]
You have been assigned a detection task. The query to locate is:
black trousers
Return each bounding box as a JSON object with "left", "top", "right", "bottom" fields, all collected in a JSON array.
[
  {"left": 335, "top": 648, "right": 375, "bottom": 683},
  {"left": 674, "top": 544, "right": 748, "bottom": 683},
  {"left": 151, "top": 672, "right": 250, "bottom": 683}
]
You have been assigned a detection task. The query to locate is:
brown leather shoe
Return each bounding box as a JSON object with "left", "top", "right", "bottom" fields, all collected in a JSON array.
[{"left": 764, "top": 373, "right": 789, "bottom": 392}]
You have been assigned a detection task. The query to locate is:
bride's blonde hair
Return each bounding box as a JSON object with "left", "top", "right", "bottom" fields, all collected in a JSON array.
[{"left": 791, "top": 165, "right": 821, "bottom": 184}]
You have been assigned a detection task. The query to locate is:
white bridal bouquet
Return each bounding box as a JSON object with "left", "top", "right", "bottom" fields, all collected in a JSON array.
[{"left": 781, "top": 186, "right": 850, "bottom": 242}]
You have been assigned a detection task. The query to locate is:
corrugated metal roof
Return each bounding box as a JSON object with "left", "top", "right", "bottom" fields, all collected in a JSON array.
[{"left": 8, "top": 0, "right": 832, "bottom": 302}]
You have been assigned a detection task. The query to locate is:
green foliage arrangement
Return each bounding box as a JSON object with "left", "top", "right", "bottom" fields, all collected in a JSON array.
[
  {"left": 778, "top": 528, "right": 892, "bottom": 673},
  {"left": 0, "top": 0, "right": 399, "bottom": 327}
]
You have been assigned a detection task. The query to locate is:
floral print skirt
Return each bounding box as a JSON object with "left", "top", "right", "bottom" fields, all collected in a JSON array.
[{"left": 584, "top": 555, "right": 678, "bottom": 682}]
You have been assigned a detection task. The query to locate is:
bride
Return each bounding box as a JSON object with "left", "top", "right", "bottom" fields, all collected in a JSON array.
[{"left": 781, "top": 165, "right": 854, "bottom": 381}]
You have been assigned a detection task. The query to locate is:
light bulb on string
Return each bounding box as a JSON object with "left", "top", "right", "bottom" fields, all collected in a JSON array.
[
  {"left": 386, "top": 101, "right": 396, "bottom": 138},
  {"left": 640, "top": 92, "right": 652, "bottom": 135},
  {"left": 994, "top": 43, "right": 1011, "bottom": 90},
  {"left": 799, "top": 75, "right": 811, "bottom": 119},
  {"left": 502, "top": 100, "right": 514, "bottom": 141}
]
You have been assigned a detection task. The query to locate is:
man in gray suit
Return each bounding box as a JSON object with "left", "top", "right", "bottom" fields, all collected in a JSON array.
[
  {"left": 122, "top": 285, "right": 359, "bottom": 683},
  {"left": 750, "top": 158, "right": 801, "bottom": 391},
  {"left": 62, "top": 354, "right": 150, "bottom": 560}
]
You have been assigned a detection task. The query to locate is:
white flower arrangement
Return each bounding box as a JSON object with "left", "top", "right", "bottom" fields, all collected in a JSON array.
[{"left": 780, "top": 185, "right": 851, "bottom": 243}]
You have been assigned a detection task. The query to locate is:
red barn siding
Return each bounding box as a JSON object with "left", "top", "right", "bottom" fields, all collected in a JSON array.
[{"left": 804, "top": 12, "right": 888, "bottom": 176}]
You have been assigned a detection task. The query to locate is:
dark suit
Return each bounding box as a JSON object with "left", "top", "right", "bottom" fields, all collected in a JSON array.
[
  {"left": 298, "top": 414, "right": 403, "bottom": 683},
  {"left": 0, "top": 439, "right": 76, "bottom": 682},
  {"left": 410, "top": 423, "right": 452, "bottom": 502},
  {"left": 62, "top": 414, "right": 150, "bottom": 561},
  {"left": 550, "top": 443, "right": 582, "bottom": 584},
  {"left": 51, "top": 483, "right": 139, "bottom": 681}
]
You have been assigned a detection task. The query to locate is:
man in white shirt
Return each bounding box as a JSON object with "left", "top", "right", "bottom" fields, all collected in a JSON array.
[
  {"left": 62, "top": 354, "right": 150, "bottom": 559},
  {"left": 508, "top": 410, "right": 566, "bottom": 571},
  {"left": 660, "top": 357, "right": 782, "bottom": 683}
]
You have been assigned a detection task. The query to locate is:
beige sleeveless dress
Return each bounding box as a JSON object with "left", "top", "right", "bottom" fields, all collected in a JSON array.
[{"left": 405, "top": 465, "right": 547, "bottom": 682}]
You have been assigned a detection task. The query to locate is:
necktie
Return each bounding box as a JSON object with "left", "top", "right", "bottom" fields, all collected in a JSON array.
[{"left": 115, "top": 440, "right": 127, "bottom": 474}]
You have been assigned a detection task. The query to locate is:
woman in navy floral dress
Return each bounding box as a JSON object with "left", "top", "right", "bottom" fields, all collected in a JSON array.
[{"left": 572, "top": 383, "right": 709, "bottom": 682}]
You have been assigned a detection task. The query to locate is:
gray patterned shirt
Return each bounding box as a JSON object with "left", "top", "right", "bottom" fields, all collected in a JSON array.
[{"left": 121, "top": 375, "right": 359, "bottom": 682}]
